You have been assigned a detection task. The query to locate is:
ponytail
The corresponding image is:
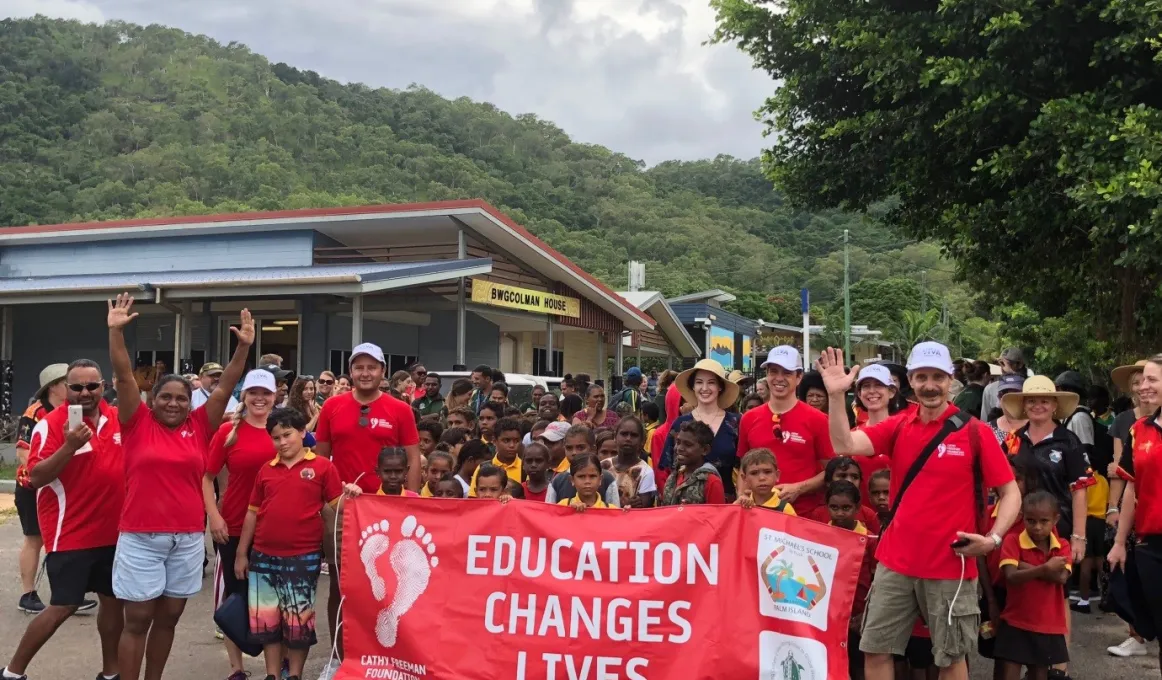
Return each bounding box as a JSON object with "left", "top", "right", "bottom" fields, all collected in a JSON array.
[{"left": 224, "top": 400, "right": 247, "bottom": 448}]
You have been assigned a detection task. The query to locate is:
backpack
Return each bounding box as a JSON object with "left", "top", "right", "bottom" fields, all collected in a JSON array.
[
  {"left": 660, "top": 463, "right": 720, "bottom": 506},
  {"left": 1064, "top": 406, "right": 1113, "bottom": 473}
]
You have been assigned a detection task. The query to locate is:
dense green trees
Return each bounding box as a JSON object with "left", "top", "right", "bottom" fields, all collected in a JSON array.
[
  {"left": 712, "top": 0, "right": 1162, "bottom": 369},
  {"left": 0, "top": 16, "right": 983, "bottom": 357}
]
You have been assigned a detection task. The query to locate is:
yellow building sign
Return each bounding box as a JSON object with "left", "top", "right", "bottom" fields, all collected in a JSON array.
[{"left": 471, "top": 280, "right": 581, "bottom": 318}]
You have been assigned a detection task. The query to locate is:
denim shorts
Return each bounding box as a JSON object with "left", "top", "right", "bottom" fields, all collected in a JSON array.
[{"left": 113, "top": 532, "right": 204, "bottom": 602}]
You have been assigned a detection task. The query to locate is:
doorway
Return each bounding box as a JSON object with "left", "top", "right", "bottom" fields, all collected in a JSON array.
[{"left": 220, "top": 315, "right": 301, "bottom": 372}]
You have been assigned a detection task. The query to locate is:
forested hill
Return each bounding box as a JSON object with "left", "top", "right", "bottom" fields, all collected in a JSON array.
[{"left": 0, "top": 17, "right": 965, "bottom": 333}]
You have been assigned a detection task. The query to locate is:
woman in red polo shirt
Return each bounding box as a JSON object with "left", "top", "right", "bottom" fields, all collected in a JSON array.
[
  {"left": 107, "top": 294, "right": 253, "bottom": 680},
  {"left": 203, "top": 369, "right": 279, "bottom": 680},
  {"left": 852, "top": 364, "right": 898, "bottom": 509}
]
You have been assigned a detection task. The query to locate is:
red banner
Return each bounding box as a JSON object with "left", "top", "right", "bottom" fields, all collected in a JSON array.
[{"left": 336, "top": 498, "right": 867, "bottom": 680}]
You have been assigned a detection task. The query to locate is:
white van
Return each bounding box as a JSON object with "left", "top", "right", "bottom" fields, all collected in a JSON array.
[{"left": 431, "top": 371, "right": 548, "bottom": 409}]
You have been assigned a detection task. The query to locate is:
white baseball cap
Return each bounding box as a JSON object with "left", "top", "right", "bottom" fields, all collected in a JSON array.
[
  {"left": 856, "top": 364, "right": 894, "bottom": 388},
  {"left": 350, "top": 342, "right": 386, "bottom": 366},
  {"left": 760, "top": 345, "right": 802, "bottom": 372},
  {"left": 240, "top": 369, "right": 277, "bottom": 393},
  {"left": 906, "top": 341, "right": 955, "bottom": 375},
  {"left": 540, "top": 421, "right": 571, "bottom": 442}
]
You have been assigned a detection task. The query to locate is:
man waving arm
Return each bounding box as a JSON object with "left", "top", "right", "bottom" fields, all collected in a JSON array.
[{"left": 817, "top": 347, "right": 876, "bottom": 456}]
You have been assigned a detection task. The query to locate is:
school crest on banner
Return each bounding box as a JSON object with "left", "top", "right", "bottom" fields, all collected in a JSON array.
[{"left": 336, "top": 498, "right": 866, "bottom": 679}]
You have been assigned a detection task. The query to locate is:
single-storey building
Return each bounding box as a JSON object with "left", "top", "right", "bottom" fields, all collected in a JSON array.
[
  {"left": 668, "top": 290, "right": 758, "bottom": 373},
  {"left": 0, "top": 200, "right": 655, "bottom": 406}
]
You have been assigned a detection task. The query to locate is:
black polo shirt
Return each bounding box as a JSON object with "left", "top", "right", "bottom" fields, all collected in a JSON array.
[{"left": 1012, "top": 423, "right": 1094, "bottom": 526}]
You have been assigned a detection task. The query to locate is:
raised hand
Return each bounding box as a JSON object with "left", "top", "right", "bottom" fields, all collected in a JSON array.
[
  {"left": 107, "top": 293, "right": 139, "bottom": 329},
  {"left": 816, "top": 347, "right": 858, "bottom": 396},
  {"left": 229, "top": 308, "right": 255, "bottom": 347}
]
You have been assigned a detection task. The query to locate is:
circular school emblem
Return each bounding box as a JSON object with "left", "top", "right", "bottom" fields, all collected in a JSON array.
[
  {"left": 1049, "top": 450, "right": 1062, "bottom": 464},
  {"left": 300, "top": 468, "right": 316, "bottom": 480}
]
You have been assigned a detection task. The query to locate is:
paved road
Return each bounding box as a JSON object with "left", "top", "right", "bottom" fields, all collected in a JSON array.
[{"left": 0, "top": 506, "right": 1151, "bottom": 679}]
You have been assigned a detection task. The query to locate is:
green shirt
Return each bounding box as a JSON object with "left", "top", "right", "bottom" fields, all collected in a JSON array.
[{"left": 414, "top": 394, "right": 445, "bottom": 417}]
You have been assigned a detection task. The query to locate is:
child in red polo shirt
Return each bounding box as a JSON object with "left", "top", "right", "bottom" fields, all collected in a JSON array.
[
  {"left": 826, "top": 480, "right": 876, "bottom": 680},
  {"left": 807, "top": 457, "right": 882, "bottom": 533},
  {"left": 373, "top": 448, "right": 421, "bottom": 498},
  {"left": 980, "top": 459, "right": 1030, "bottom": 668},
  {"left": 236, "top": 407, "right": 342, "bottom": 680},
  {"left": 995, "top": 491, "right": 1071, "bottom": 677},
  {"left": 867, "top": 468, "right": 891, "bottom": 530}
]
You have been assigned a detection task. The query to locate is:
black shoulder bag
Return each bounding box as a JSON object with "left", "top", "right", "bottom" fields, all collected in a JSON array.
[{"left": 882, "top": 407, "right": 973, "bottom": 531}]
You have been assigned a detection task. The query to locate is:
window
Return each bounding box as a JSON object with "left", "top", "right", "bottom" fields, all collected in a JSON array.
[
  {"left": 388, "top": 354, "right": 418, "bottom": 375},
  {"left": 533, "top": 347, "right": 564, "bottom": 377},
  {"left": 330, "top": 350, "right": 352, "bottom": 376}
]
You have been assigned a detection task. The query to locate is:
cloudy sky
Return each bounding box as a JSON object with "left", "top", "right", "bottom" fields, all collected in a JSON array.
[{"left": 4, "top": 0, "right": 774, "bottom": 164}]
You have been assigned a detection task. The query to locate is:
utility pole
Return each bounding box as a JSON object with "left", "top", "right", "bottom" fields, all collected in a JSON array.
[
  {"left": 920, "top": 270, "right": 928, "bottom": 314},
  {"left": 843, "top": 229, "right": 851, "bottom": 362}
]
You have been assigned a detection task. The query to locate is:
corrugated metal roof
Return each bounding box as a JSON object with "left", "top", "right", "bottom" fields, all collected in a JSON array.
[{"left": 0, "top": 259, "right": 489, "bottom": 293}]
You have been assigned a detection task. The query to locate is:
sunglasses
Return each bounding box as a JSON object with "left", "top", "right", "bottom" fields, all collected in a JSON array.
[
  {"left": 358, "top": 404, "right": 371, "bottom": 428},
  {"left": 68, "top": 382, "right": 102, "bottom": 393},
  {"left": 300, "top": 375, "right": 315, "bottom": 381},
  {"left": 318, "top": 379, "right": 335, "bottom": 385}
]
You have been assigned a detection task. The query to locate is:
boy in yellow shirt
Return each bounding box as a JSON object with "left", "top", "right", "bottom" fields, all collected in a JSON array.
[
  {"left": 1071, "top": 471, "right": 1109, "bottom": 613},
  {"left": 735, "top": 448, "right": 797, "bottom": 515}
]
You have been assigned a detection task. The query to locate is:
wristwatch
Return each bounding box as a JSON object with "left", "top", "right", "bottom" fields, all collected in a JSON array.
[{"left": 989, "top": 533, "right": 1002, "bottom": 550}]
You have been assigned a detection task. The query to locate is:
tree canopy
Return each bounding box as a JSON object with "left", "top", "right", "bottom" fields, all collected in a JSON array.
[{"left": 712, "top": 0, "right": 1162, "bottom": 369}]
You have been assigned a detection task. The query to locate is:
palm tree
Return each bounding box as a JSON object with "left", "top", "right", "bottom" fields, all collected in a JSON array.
[{"left": 889, "top": 309, "right": 944, "bottom": 350}]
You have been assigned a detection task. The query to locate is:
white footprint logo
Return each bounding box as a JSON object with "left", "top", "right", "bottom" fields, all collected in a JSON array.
[{"left": 361, "top": 514, "right": 438, "bottom": 648}]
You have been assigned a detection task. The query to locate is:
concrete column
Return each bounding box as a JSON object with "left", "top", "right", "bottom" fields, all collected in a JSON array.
[
  {"left": 596, "top": 332, "right": 604, "bottom": 386},
  {"left": 1, "top": 307, "right": 12, "bottom": 361},
  {"left": 172, "top": 310, "right": 183, "bottom": 372},
  {"left": 546, "top": 316, "right": 554, "bottom": 377},
  {"left": 455, "top": 229, "right": 467, "bottom": 370},
  {"left": 613, "top": 330, "right": 624, "bottom": 391},
  {"left": 351, "top": 294, "right": 364, "bottom": 347},
  {"left": 180, "top": 301, "right": 193, "bottom": 373}
]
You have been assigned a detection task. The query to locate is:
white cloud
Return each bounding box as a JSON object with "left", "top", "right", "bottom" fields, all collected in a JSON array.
[{"left": 2, "top": 0, "right": 772, "bottom": 164}]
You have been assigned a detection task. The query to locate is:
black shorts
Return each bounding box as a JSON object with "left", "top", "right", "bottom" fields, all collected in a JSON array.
[
  {"left": 14, "top": 484, "right": 39, "bottom": 537},
  {"left": 1133, "top": 534, "right": 1162, "bottom": 640},
  {"left": 1085, "top": 516, "right": 1107, "bottom": 558},
  {"left": 993, "top": 621, "right": 1069, "bottom": 667},
  {"left": 214, "top": 536, "right": 246, "bottom": 608},
  {"left": 44, "top": 546, "right": 115, "bottom": 606}
]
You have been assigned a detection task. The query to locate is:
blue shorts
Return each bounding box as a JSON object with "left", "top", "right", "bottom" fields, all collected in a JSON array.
[{"left": 113, "top": 532, "right": 204, "bottom": 602}]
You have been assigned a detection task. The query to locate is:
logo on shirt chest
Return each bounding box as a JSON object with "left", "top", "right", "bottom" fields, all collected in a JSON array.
[
  {"left": 937, "top": 443, "right": 966, "bottom": 458},
  {"left": 300, "top": 468, "right": 316, "bottom": 480},
  {"left": 113, "top": 433, "right": 121, "bottom": 446},
  {"left": 780, "top": 430, "right": 807, "bottom": 445},
  {"left": 180, "top": 428, "right": 194, "bottom": 439},
  {"left": 1049, "top": 449, "right": 1063, "bottom": 464},
  {"left": 368, "top": 418, "right": 393, "bottom": 431}
]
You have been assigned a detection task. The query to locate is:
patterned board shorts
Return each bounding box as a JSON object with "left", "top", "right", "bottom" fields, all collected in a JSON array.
[{"left": 248, "top": 550, "right": 323, "bottom": 649}]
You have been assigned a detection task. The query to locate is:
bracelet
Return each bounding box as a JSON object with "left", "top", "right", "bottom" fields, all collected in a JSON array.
[
  {"left": 1107, "top": 507, "right": 1120, "bottom": 515},
  {"left": 1070, "top": 534, "right": 1088, "bottom": 542}
]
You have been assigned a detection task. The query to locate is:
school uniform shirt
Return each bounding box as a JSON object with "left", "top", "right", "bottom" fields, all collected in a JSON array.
[
  {"left": 862, "top": 403, "right": 1014, "bottom": 580},
  {"left": 759, "top": 492, "right": 797, "bottom": 515},
  {"left": 376, "top": 487, "right": 420, "bottom": 498},
  {"left": 553, "top": 457, "right": 570, "bottom": 475},
  {"left": 998, "top": 530, "right": 1071, "bottom": 634},
  {"left": 26, "top": 400, "right": 124, "bottom": 552},
  {"left": 1087, "top": 473, "right": 1109, "bottom": 519},
  {"left": 1010, "top": 424, "right": 1094, "bottom": 528},
  {"left": 206, "top": 421, "right": 275, "bottom": 536},
  {"left": 808, "top": 505, "right": 882, "bottom": 534},
  {"left": 983, "top": 504, "right": 1025, "bottom": 586},
  {"left": 468, "top": 454, "right": 522, "bottom": 497},
  {"left": 248, "top": 452, "right": 342, "bottom": 557},
  {"left": 557, "top": 496, "right": 608, "bottom": 508},
  {"left": 737, "top": 402, "right": 835, "bottom": 515},
  {"left": 120, "top": 405, "right": 213, "bottom": 534},
  {"left": 1116, "top": 412, "right": 1162, "bottom": 535},
  {"left": 15, "top": 398, "right": 52, "bottom": 489},
  {"left": 315, "top": 392, "right": 420, "bottom": 494}
]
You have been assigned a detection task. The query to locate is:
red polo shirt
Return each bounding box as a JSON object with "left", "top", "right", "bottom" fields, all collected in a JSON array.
[
  {"left": 120, "top": 405, "right": 212, "bottom": 534},
  {"left": 807, "top": 504, "right": 882, "bottom": 535},
  {"left": 983, "top": 504, "right": 1025, "bottom": 586},
  {"left": 737, "top": 401, "right": 835, "bottom": 515},
  {"left": 27, "top": 400, "right": 124, "bottom": 552},
  {"left": 1117, "top": 412, "right": 1162, "bottom": 536},
  {"left": 207, "top": 421, "right": 275, "bottom": 536},
  {"left": 862, "top": 404, "right": 1013, "bottom": 580},
  {"left": 998, "top": 530, "right": 1070, "bottom": 634},
  {"left": 248, "top": 452, "right": 342, "bottom": 556},
  {"left": 316, "top": 392, "right": 419, "bottom": 493}
]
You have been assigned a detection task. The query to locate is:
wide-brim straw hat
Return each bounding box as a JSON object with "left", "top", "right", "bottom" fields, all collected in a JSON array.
[
  {"left": 1112, "top": 360, "right": 1148, "bottom": 394},
  {"left": 676, "top": 359, "right": 741, "bottom": 411},
  {"left": 1001, "top": 375, "right": 1080, "bottom": 421}
]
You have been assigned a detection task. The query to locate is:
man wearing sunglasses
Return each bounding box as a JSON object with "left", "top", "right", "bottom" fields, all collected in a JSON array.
[
  {"left": 191, "top": 362, "right": 238, "bottom": 412},
  {"left": 5, "top": 359, "right": 124, "bottom": 680},
  {"left": 314, "top": 342, "right": 420, "bottom": 674}
]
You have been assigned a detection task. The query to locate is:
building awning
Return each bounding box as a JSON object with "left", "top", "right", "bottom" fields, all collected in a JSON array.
[
  {"left": 618, "top": 291, "right": 701, "bottom": 358},
  {"left": 0, "top": 259, "right": 492, "bottom": 304}
]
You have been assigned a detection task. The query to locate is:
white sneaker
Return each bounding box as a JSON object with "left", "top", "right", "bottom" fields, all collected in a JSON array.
[
  {"left": 1068, "top": 594, "right": 1082, "bottom": 602},
  {"left": 317, "top": 658, "right": 340, "bottom": 680},
  {"left": 1107, "top": 637, "right": 1150, "bottom": 657}
]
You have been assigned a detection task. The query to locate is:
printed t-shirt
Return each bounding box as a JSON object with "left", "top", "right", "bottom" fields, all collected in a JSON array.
[
  {"left": 376, "top": 487, "right": 420, "bottom": 497},
  {"left": 998, "top": 530, "right": 1070, "bottom": 634},
  {"left": 120, "top": 405, "right": 212, "bottom": 534},
  {"left": 16, "top": 399, "right": 51, "bottom": 488},
  {"left": 248, "top": 453, "right": 342, "bottom": 556},
  {"left": 469, "top": 454, "right": 522, "bottom": 497},
  {"left": 862, "top": 404, "right": 1013, "bottom": 580},
  {"left": 206, "top": 421, "right": 275, "bottom": 536},
  {"left": 737, "top": 401, "right": 835, "bottom": 515},
  {"left": 759, "top": 492, "right": 797, "bottom": 515},
  {"left": 27, "top": 400, "right": 124, "bottom": 552},
  {"left": 808, "top": 504, "right": 881, "bottom": 535},
  {"left": 1117, "top": 413, "right": 1162, "bottom": 535},
  {"left": 315, "top": 392, "right": 420, "bottom": 494}
]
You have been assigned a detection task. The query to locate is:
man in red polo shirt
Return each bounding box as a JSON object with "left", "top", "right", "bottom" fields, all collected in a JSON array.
[
  {"left": 819, "top": 342, "right": 1021, "bottom": 680},
  {"left": 3, "top": 359, "right": 124, "bottom": 680},
  {"left": 737, "top": 345, "right": 834, "bottom": 515},
  {"left": 314, "top": 342, "right": 420, "bottom": 675}
]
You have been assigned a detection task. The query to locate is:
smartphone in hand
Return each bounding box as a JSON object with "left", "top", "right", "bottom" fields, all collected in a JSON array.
[{"left": 67, "top": 404, "right": 83, "bottom": 432}]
